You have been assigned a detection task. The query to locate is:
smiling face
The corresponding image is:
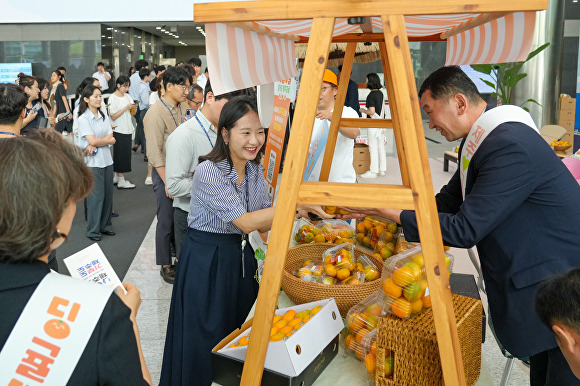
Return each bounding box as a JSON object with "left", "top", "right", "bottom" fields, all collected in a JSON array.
[
  {"left": 50, "top": 72, "right": 59, "bottom": 83},
  {"left": 40, "top": 85, "right": 49, "bottom": 101},
  {"left": 26, "top": 81, "right": 40, "bottom": 102},
  {"left": 84, "top": 88, "right": 102, "bottom": 111},
  {"left": 420, "top": 90, "right": 469, "bottom": 142},
  {"left": 222, "top": 111, "right": 264, "bottom": 166}
]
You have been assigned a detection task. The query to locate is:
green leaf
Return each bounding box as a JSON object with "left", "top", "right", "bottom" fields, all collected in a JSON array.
[
  {"left": 482, "top": 79, "right": 497, "bottom": 90},
  {"left": 506, "top": 73, "right": 527, "bottom": 88},
  {"left": 470, "top": 64, "right": 492, "bottom": 75},
  {"left": 522, "top": 106, "right": 530, "bottom": 112},
  {"left": 255, "top": 248, "right": 266, "bottom": 261},
  {"left": 526, "top": 42, "right": 550, "bottom": 62}
]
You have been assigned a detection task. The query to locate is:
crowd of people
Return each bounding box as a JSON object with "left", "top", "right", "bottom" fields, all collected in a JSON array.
[{"left": 1, "top": 62, "right": 580, "bottom": 386}]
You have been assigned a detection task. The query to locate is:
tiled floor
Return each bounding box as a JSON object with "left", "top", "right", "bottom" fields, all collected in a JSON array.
[{"left": 126, "top": 121, "right": 530, "bottom": 385}]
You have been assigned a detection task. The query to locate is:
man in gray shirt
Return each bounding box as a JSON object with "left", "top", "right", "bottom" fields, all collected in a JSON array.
[{"left": 165, "top": 81, "right": 252, "bottom": 257}]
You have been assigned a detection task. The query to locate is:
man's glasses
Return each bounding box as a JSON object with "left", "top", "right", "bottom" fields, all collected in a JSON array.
[
  {"left": 188, "top": 100, "right": 203, "bottom": 106},
  {"left": 177, "top": 85, "right": 192, "bottom": 93}
]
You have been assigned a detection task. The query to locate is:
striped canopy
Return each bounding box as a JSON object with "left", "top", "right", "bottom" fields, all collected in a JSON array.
[{"left": 204, "top": 12, "right": 536, "bottom": 95}]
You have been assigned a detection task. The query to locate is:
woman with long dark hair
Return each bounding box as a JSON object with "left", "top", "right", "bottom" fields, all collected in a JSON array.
[
  {"left": 359, "top": 72, "right": 387, "bottom": 178},
  {"left": 77, "top": 85, "right": 116, "bottom": 241},
  {"left": 49, "top": 69, "right": 72, "bottom": 134},
  {"left": 36, "top": 77, "right": 54, "bottom": 129},
  {"left": 72, "top": 77, "right": 100, "bottom": 146},
  {"left": 160, "top": 96, "right": 329, "bottom": 385},
  {"left": 109, "top": 75, "right": 137, "bottom": 189},
  {"left": 17, "top": 73, "right": 41, "bottom": 135}
]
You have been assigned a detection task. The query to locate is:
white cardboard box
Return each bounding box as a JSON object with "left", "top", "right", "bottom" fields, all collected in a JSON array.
[{"left": 215, "top": 298, "right": 344, "bottom": 377}]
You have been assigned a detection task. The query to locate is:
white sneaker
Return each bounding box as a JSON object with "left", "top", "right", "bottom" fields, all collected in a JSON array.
[
  {"left": 113, "top": 173, "right": 119, "bottom": 185},
  {"left": 117, "top": 179, "right": 136, "bottom": 189},
  {"left": 360, "top": 171, "right": 378, "bottom": 178},
  {"left": 144, "top": 177, "right": 153, "bottom": 186},
  {"left": 378, "top": 171, "right": 386, "bottom": 176}
]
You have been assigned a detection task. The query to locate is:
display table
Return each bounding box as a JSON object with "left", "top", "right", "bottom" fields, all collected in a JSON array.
[{"left": 213, "top": 274, "right": 492, "bottom": 385}]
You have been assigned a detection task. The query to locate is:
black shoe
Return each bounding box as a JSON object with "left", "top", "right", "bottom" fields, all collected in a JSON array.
[
  {"left": 160, "top": 265, "right": 175, "bottom": 284},
  {"left": 144, "top": 156, "right": 148, "bottom": 162},
  {"left": 132, "top": 145, "right": 139, "bottom": 152},
  {"left": 87, "top": 235, "right": 101, "bottom": 241},
  {"left": 112, "top": 212, "right": 119, "bottom": 217},
  {"left": 101, "top": 230, "right": 116, "bottom": 236}
]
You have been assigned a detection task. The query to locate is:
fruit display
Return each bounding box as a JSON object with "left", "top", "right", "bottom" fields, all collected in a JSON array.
[
  {"left": 318, "top": 219, "right": 356, "bottom": 245},
  {"left": 294, "top": 260, "right": 325, "bottom": 283},
  {"left": 359, "top": 329, "right": 395, "bottom": 382},
  {"left": 550, "top": 140, "right": 571, "bottom": 147},
  {"left": 293, "top": 218, "right": 321, "bottom": 244},
  {"left": 323, "top": 206, "right": 350, "bottom": 215},
  {"left": 380, "top": 245, "right": 454, "bottom": 319},
  {"left": 321, "top": 243, "right": 378, "bottom": 285},
  {"left": 356, "top": 216, "right": 399, "bottom": 259},
  {"left": 343, "top": 291, "right": 384, "bottom": 360},
  {"left": 227, "top": 305, "right": 325, "bottom": 348}
]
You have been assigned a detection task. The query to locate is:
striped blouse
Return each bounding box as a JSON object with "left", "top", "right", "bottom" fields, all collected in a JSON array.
[{"left": 188, "top": 159, "right": 272, "bottom": 234}]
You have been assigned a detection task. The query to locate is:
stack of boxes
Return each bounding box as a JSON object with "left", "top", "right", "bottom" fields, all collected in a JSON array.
[
  {"left": 353, "top": 144, "right": 371, "bottom": 174},
  {"left": 558, "top": 98, "right": 576, "bottom": 146}
]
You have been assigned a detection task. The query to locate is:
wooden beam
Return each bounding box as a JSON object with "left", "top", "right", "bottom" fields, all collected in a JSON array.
[
  {"left": 297, "top": 32, "right": 444, "bottom": 43},
  {"left": 226, "top": 21, "right": 301, "bottom": 42},
  {"left": 440, "top": 12, "right": 510, "bottom": 39},
  {"left": 297, "top": 182, "right": 416, "bottom": 209},
  {"left": 239, "top": 17, "right": 336, "bottom": 386},
  {"left": 319, "top": 42, "right": 356, "bottom": 182},
  {"left": 194, "top": 0, "right": 548, "bottom": 23},
  {"left": 340, "top": 118, "right": 393, "bottom": 128},
  {"left": 381, "top": 14, "right": 465, "bottom": 385}
]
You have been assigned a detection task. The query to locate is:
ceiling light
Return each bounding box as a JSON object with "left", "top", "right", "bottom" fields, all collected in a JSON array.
[
  {"left": 175, "top": 35, "right": 179, "bottom": 38},
  {"left": 114, "top": 29, "right": 118, "bottom": 32},
  {"left": 196, "top": 26, "right": 202, "bottom": 30},
  {"left": 101, "top": 35, "right": 105, "bottom": 38},
  {"left": 156, "top": 26, "right": 161, "bottom": 29}
]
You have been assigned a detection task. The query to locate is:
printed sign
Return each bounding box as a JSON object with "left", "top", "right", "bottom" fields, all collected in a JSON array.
[
  {"left": 262, "top": 78, "right": 293, "bottom": 202},
  {"left": 63, "top": 244, "right": 126, "bottom": 294}
]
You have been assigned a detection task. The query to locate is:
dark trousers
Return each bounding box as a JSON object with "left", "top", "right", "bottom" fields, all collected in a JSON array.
[
  {"left": 173, "top": 207, "right": 189, "bottom": 259},
  {"left": 135, "top": 108, "right": 148, "bottom": 152},
  {"left": 530, "top": 345, "right": 580, "bottom": 385},
  {"left": 152, "top": 168, "right": 174, "bottom": 266},
  {"left": 86, "top": 165, "right": 114, "bottom": 238}
]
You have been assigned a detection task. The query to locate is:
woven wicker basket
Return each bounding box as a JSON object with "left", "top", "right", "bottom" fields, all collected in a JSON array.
[
  {"left": 282, "top": 243, "right": 384, "bottom": 317},
  {"left": 375, "top": 294, "right": 482, "bottom": 386}
]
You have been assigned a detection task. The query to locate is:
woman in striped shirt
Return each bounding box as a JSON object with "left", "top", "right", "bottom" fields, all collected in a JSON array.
[{"left": 160, "top": 95, "right": 329, "bottom": 386}]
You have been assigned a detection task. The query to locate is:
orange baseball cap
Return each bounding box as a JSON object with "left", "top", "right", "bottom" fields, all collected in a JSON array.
[{"left": 322, "top": 69, "right": 338, "bottom": 86}]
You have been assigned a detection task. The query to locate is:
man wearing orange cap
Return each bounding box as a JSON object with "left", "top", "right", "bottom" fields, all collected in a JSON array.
[{"left": 305, "top": 69, "right": 360, "bottom": 183}]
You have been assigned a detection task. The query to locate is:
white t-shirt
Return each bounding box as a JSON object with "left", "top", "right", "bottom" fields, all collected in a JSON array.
[
  {"left": 108, "top": 94, "right": 135, "bottom": 135},
  {"left": 92, "top": 71, "right": 110, "bottom": 91},
  {"left": 149, "top": 92, "right": 160, "bottom": 106},
  {"left": 197, "top": 74, "right": 207, "bottom": 92},
  {"left": 308, "top": 106, "right": 358, "bottom": 183}
]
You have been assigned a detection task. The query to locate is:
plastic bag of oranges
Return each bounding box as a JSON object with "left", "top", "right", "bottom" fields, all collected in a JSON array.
[
  {"left": 293, "top": 259, "right": 325, "bottom": 283},
  {"left": 343, "top": 290, "right": 385, "bottom": 360},
  {"left": 359, "top": 328, "right": 395, "bottom": 382},
  {"left": 292, "top": 217, "right": 321, "bottom": 245},
  {"left": 355, "top": 216, "right": 399, "bottom": 254},
  {"left": 322, "top": 243, "right": 365, "bottom": 285},
  {"left": 380, "top": 245, "right": 454, "bottom": 319},
  {"left": 318, "top": 219, "right": 356, "bottom": 245}
]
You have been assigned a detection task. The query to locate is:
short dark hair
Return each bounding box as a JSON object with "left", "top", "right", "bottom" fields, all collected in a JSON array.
[
  {"left": 97, "top": 62, "right": 105, "bottom": 67},
  {"left": 536, "top": 269, "right": 580, "bottom": 335},
  {"left": 187, "top": 57, "right": 202, "bottom": 67},
  {"left": 418, "top": 66, "right": 483, "bottom": 105},
  {"left": 17, "top": 73, "right": 36, "bottom": 89},
  {"left": 0, "top": 83, "right": 28, "bottom": 125},
  {"left": 139, "top": 68, "right": 151, "bottom": 80},
  {"left": 187, "top": 84, "right": 204, "bottom": 101},
  {"left": 203, "top": 79, "right": 256, "bottom": 103},
  {"left": 366, "top": 73, "right": 382, "bottom": 89},
  {"left": 75, "top": 77, "right": 99, "bottom": 103},
  {"left": 57, "top": 66, "right": 66, "bottom": 73},
  {"left": 135, "top": 59, "right": 149, "bottom": 71},
  {"left": 0, "top": 130, "right": 92, "bottom": 263},
  {"left": 199, "top": 95, "right": 264, "bottom": 167},
  {"left": 163, "top": 66, "right": 192, "bottom": 90},
  {"left": 116, "top": 75, "right": 131, "bottom": 89},
  {"left": 156, "top": 65, "right": 166, "bottom": 73}
]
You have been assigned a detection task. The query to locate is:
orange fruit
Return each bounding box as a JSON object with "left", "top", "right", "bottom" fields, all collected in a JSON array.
[
  {"left": 294, "top": 321, "right": 306, "bottom": 330},
  {"left": 288, "top": 318, "right": 303, "bottom": 328},
  {"left": 392, "top": 266, "right": 415, "bottom": 287},
  {"left": 356, "top": 222, "right": 366, "bottom": 233},
  {"left": 385, "top": 242, "right": 396, "bottom": 252},
  {"left": 410, "top": 299, "right": 423, "bottom": 314},
  {"left": 229, "top": 341, "right": 241, "bottom": 348},
  {"left": 279, "top": 325, "right": 294, "bottom": 335},
  {"left": 382, "top": 278, "right": 402, "bottom": 299},
  {"left": 324, "top": 206, "right": 336, "bottom": 214},
  {"left": 386, "top": 223, "right": 398, "bottom": 234},
  {"left": 422, "top": 294, "right": 432, "bottom": 308},
  {"left": 375, "top": 225, "right": 385, "bottom": 237},
  {"left": 373, "top": 253, "right": 382, "bottom": 260},
  {"left": 282, "top": 310, "right": 297, "bottom": 321},
  {"left": 270, "top": 327, "right": 278, "bottom": 336},
  {"left": 410, "top": 253, "right": 425, "bottom": 267},
  {"left": 355, "top": 328, "right": 370, "bottom": 344},
  {"left": 324, "top": 264, "right": 337, "bottom": 277},
  {"left": 356, "top": 232, "right": 365, "bottom": 243},
  {"left": 273, "top": 314, "right": 282, "bottom": 324},
  {"left": 364, "top": 266, "right": 379, "bottom": 281},
  {"left": 348, "top": 312, "right": 365, "bottom": 333},
  {"left": 364, "top": 314, "right": 378, "bottom": 330},
  {"left": 345, "top": 334, "right": 356, "bottom": 351},
  {"left": 273, "top": 319, "right": 288, "bottom": 329},
  {"left": 363, "top": 219, "right": 373, "bottom": 231},
  {"left": 311, "top": 305, "right": 324, "bottom": 314},
  {"left": 362, "top": 236, "right": 371, "bottom": 247},
  {"left": 314, "top": 234, "right": 326, "bottom": 243},
  {"left": 371, "top": 341, "right": 377, "bottom": 356},
  {"left": 296, "top": 310, "right": 310, "bottom": 319},
  {"left": 336, "top": 268, "right": 350, "bottom": 281},
  {"left": 384, "top": 355, "right": 394, "bottom": 377},
  {"left": 418, "top": 279, "right": 428, "bottom": 298},
  {"left": 404, "top": 262, "right": 423, "bottom": 280},
  {"left": 403, "top": 281, "right": 422, "bottom": 302},
  {"left": 364, "top": 353, "right": 376, "bottom": 372},
  {"left": 270, "top": 332, "right": 286, "bottom": 342},
  {"left": 365, "top": 303, "right": 382, "bottom": 316},
  {"left": 380, "top": 247, "right": 392, "bottom": 260},
  {"left": 391, "top": 298, "right": 412, "bottom": 319}
]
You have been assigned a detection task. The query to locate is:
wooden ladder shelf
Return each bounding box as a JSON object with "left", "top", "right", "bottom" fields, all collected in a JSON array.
[{"left": 193, "top": 1, "right": 548, "bottom": 384}]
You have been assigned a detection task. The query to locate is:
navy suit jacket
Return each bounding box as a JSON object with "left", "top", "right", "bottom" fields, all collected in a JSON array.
[{"left": 401, "top": 119, "right": 580, "bottom": 357}]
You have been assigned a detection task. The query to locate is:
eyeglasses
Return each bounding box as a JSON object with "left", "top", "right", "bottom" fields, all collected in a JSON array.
[
  {"left": 177, "top": 85, "right": 192, "bottom": 93},
  {"left": 188, "top": 100, "right": 203, "bottom": 106}
]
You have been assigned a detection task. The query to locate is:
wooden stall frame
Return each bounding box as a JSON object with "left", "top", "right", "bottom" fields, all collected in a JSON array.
[{"left": 193, "top": 1, "right": 549, "bottom": 385}]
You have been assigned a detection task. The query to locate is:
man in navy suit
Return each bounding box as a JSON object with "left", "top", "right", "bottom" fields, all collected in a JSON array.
[{"left": 349, "top": 66, "right": 580, "bottom": 385}]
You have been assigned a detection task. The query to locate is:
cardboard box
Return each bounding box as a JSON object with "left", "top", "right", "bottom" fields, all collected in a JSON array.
[
  {"left": 559, "top": 110, "right": 575, "bottom": 122},
  {"left": 560, "top": 98, "right": 576, "bottom": 111},
  {"left": 559, "top": 120, "right": 574, "bottom": 133},
  {"left": 353, "top": 143, "right": 370, "bottom": 174},
  {"left": 212, "top": 299, "right": 344, "bottom": 385}
]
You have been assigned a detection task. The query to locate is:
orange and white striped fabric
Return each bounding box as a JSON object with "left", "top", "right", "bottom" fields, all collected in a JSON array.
[
  {"left": 205, "top": 22, "right": 298, "bottom": 95},
  {"left": 445, "top": 12, "right": 536, "bottom": 65},
  {"left": 204, "top": 12, "right": 537, "bottom": 95}
]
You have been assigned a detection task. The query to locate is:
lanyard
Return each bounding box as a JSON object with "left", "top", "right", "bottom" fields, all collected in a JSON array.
[
  {"left": 0, "top": 132, "right": 17, "bottom": 136},
  {"left": 160, "top": 98, "right": 183, "bottom": 128},
  {"left": 195, "top": 115, "right": 214, "bottom": 147}
]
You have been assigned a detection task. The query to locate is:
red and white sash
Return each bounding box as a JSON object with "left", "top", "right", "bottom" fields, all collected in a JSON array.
[
  {"left": 460, "top": 105, "right": 539, "bottom": 199},
  {"left": 0, "top": 273, "right": 113, "bottom": 385}
]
